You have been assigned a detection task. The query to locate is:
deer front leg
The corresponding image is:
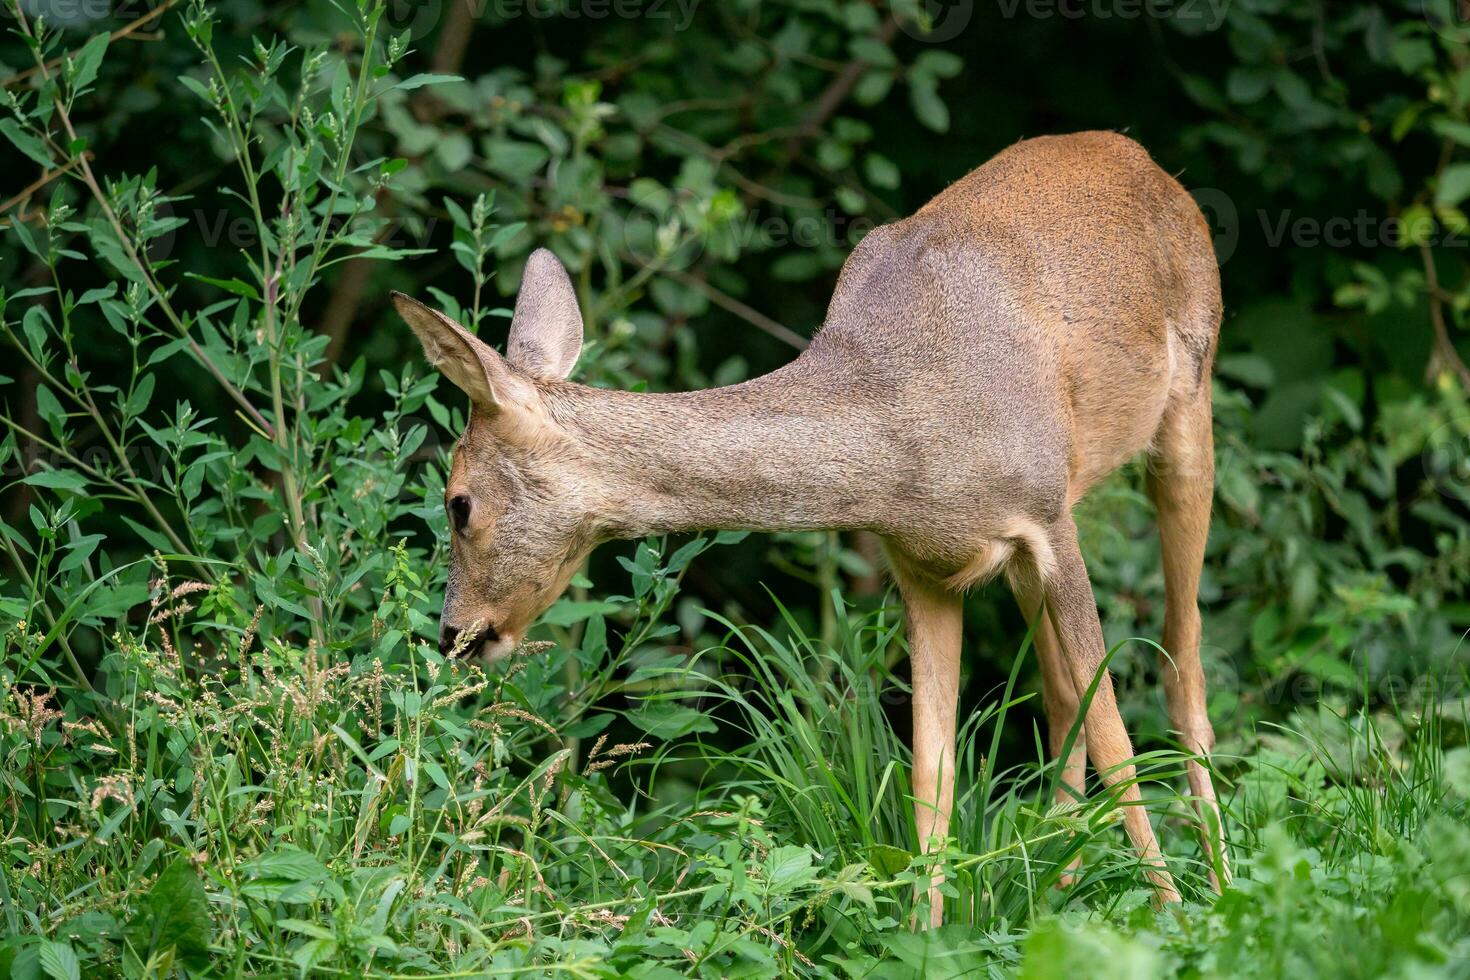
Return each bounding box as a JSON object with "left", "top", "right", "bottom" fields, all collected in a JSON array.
[
  {"left": 1041, "top": 516, "right": 1181, "bottom": 905},
  {"left": 891, "top": 559, "right": 964, "bottom": 928}
]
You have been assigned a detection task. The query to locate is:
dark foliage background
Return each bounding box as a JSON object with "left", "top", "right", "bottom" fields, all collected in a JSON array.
[{"left": 10, "top": 0, "right": 1462, "bottom": 734}]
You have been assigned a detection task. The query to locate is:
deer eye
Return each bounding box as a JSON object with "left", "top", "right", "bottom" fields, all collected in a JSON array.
[{"left": 448, "top": 495, "right": 471, "bottom": 534}]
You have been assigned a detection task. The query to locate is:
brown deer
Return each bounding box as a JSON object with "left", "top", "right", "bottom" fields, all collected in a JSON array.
[{"left": 393, "top": 130, "right": 1226, "bottom": 923}]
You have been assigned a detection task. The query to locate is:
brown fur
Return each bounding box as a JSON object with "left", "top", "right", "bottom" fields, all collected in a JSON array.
[{"left": 394, "top": 131, "right": 1226, "bottom": 920}]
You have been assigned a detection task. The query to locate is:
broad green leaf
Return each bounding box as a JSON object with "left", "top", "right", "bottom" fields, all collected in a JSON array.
[
  {"left": 909, "top": 78, "right": 949, "bottom": 133},
  {"left": 38, "top": 942, "right": 79, "bottom": 980},
  {"left": 183, "top": 274, "right": 260, "bottom": 300},
  {"left": 765, "top": 845, "right": 816, "bottom": 891},
  {"left": 22, "top": 470, "right": 88, "bottom": 493},
  {"left": 867, "top": 844, "right": 912, "bottom": 877},
  {"left": 864, "top": 152, "right": 900, "bottom": 190},
  {"left": 1432, "top": 117, "right": 1470, "bottom": 146},
  {"left": 242, "top": 848, "right": 328, "bottom": 882},
  {"left": 124, "top": 374, "right": 156, "bottom": 417},
  {"left": 128, "top": 860, "right": 211, "bottom": 972},
  {"left": 395, "top": 72, "right": 462, "bottom": 91},
  {"left": 627, "top": 702, "right": 717, "bottom": 739},
  {"left": 0, "top": 120, "right": 53, "bottom": 167},
  {"left": 68, "top": 33, "right": 109, "bottom": 93},
  {"left": 35, "top": 384, "right": 66, "bottom": 437}
]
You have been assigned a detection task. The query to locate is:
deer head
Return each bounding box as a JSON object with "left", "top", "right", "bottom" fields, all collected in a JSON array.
[{"left": 393, "top": 249, "right": 594, "bottom": 660}]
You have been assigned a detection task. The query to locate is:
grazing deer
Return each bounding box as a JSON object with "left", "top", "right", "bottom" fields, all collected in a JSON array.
[{"left": 394, "top": 130, "right": 1226, "bottom": 922}]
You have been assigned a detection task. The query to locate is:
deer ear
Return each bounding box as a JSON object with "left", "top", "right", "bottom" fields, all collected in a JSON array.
[
  {"left": 507, "top": 248, "right": 584, "bottom": 380},
  {"left": 392, "top": 292, "right": 511, "bottom": 408}
]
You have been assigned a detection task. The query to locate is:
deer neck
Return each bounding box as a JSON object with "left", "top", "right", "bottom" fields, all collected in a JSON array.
[{"left": 551, "top": 360, "right": 901, "bottom": 538}]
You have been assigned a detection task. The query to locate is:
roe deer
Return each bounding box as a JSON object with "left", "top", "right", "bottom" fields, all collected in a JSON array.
[{"left": 394, "top": 130, "right": 1226, "bottom": 923}]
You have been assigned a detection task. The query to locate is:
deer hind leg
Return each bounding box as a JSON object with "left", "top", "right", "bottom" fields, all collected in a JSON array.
[
  {"left": 1147, "top": 388, "right": 1229, "bottom": 892},
  {"left": 890, "top": 556, "right": 964, "bottom": 928},
  {"left": 1040, "top": 515, "right": 1181, "bottom": 904},
  {"left": 1012, "top": 583, "right": 1086, "bottom": 885}
]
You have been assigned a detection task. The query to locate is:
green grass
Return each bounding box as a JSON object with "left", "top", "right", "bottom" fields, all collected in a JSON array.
[{"left": 5, "top": 561, "right": 1469, "bottom": 977}]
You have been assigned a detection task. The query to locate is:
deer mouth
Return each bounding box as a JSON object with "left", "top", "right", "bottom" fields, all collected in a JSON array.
[
  {"left": 441, "top": 619, "right": 504, "bottom": 659},
  {"left": 462, "top": 622, "right": 506, "bottom": 660},
  {"left": 482, "top": 631, "right": 518, "bottom": 660},
  {"left": 441, "top": 615, "right": 528, "bottom": 661}
]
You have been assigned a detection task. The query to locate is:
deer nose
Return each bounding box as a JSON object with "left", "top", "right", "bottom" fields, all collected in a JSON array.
[{"left": 438, "top": 622, "right": 500, "bottom": 656}]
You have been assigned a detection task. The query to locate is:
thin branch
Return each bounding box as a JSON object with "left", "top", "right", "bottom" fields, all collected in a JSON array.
[
  {"left": 782, "top": 15, "right": 900, "bottom": 158},
  {"left": 668, "top": 269, "right": 808, "bottom": 350},
  {"left": 4, "top": 0, "right": 180, "bottom": 89},
  {"left": 0, "top": 153, "right": 90, "bottom": 217},
  {"left": 1418, "top": 241, "right": 1470, "bottom": 390}
]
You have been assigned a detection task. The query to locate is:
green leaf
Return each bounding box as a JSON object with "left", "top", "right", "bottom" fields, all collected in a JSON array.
[
  {"left": 1391, "top": 37, "right": 1435, "bottom": 75},
  {"left": 488, "top": 222, "right": 526, "bottom": 249},
  {"left": 849, "top": 36, "right": 896, "bottom": 69},
  {"left": 913, "top": 50, "right": 963, "bottom": 79},
  {"left": 87, "top": 219, "right": 147, "bottom": 284},
  {"left": 1400, "top": 204, "right": 1437, "bottom": 248},
  {"left": 243, "top": 847, "right": 328, "bottom": 882},
  {"left": 770, "top": 251, "right": 826, "bottom": 282},
  {"left": 22, "top": 470, "right": 88, "bottom": 493},
  {"left": 864, "top": 152, "right": 901, "bottom": 190},
  {"left": 853, "top": 69, "right": 893, "bottom": 106},
  {"left": 0, "top": 120, "right": 53, "bottom": 168},
  {"left": 1436, "top": 163, "right": 1470, "bottom": 207},
  {"left": 276, "top": 919, "right": 335, "bottom": 940},
  {"left": 909, "top": 78, "right": 949, "bottom": 134},
  {"left": 835, "top": 186, "right": 866, "bottom": 214},
  {"left": 10, "top": 212, "right": 42, "bottom": 258},
  {"left": 867, "top": 844, "right": 912, "bottom": 877},
  {"left": 120, "top": 515, "right": 174, "bottom": 553},
  {"left": 125, "top": 374, "right": 156, "bottom": 417},
  {"left": 765, "top": 845, "right": 816, "bottom": 890},
  {"left": 38, "top": 942, "right": 79, "bottom": 980},
  {"left": 1225, "top": 66, "right": 1270, "bottom": 104},
  {"left": 292, "top": 938, "right": 337, "bottom": 977},
  {"left": 128, "top": 859, "right": 211, "bottom": 972},
  {"left": 627, "top": 702, "right": 718, "bottom": 739},
  {"left": 1216, "top": 353, "right": 1275, "bottom": 388},
  {"left": 69, "top": 33, "right": 109, "bottom": 93},
  {"left": 183, "top": 273, "right": 260, "bottom": 300},
  {"left": 1431, "top": 117, "right": 1470, "bottom": 147},
  {"left": 434, "top": 132, "right": 474, "bottom": 171},
  {"left": 35, "top": 384, "right": 66, "bottom": 437},
  {"left": 177, "top": 74, "right": 214, "bottom": 105},
  {"left": 395, "top": 73, "right": 462, "bottom": 91}
]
